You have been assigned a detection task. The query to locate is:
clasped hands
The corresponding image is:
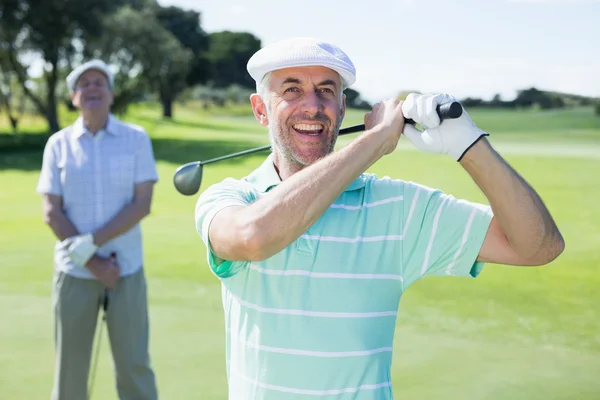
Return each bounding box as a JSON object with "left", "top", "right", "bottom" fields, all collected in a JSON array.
[{"left": 60, "top": 233, "right": 120, "bottom": 288}]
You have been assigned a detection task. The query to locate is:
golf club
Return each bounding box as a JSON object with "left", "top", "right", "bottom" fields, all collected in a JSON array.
[{"left": 173, "top": 101, "right": 463, "bottom": 196}]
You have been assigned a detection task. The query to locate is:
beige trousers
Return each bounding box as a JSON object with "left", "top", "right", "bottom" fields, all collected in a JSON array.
[{"left": 51, "top": 268, "right": 158, "bottom": 400}]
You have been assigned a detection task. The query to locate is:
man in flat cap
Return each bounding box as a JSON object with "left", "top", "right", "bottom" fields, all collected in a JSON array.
[
  {"left": 37, "top": 59, "right": 159, "bottom": 400},
  {"left": 195, "top": 37, "right": 564, "bottom": 399}
]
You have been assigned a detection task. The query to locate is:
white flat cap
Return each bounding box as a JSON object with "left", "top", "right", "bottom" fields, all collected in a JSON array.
[
  {"left": 66, "top": 59, "right": 114, "bottom": 93},
  {"left": 247, "top": 37, "right": 356, "bottom": 89}
]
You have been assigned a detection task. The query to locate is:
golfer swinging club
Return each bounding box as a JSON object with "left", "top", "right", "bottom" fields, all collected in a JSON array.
[{"left": 195, "top": 37, "right": 564, "bottom": 399}]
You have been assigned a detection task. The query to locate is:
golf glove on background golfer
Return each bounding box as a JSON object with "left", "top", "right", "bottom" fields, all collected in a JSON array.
[
  {"left": 62, "top": 233, "right": 98, "bottom": 267},
  {"left": 402, "top": 93, "right": 489, "bottom": 161}
]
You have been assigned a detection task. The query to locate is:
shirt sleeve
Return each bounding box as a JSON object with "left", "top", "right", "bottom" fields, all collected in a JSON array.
[
  {"left": 401, "top": 181, "right": 494, "bottom": 290},
  {"left": 195, "top": 178, "right": 258, "bottom": 279},
  {"left": 36, "top": 135, "right": 62, "bottom": 196},
  {"left": 134, "top": 131, "right": 159, "bottom": 184}
]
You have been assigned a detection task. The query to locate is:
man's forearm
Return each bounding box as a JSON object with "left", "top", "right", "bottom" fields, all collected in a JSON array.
[
  {"left": 93, "top": 202, "right": 150, "bottom": 246},
  {"left": 238, "top": 128, "right": 389, "bottom": 259},
  {"left": 46, "top": 209, "right": 79, "bottom": 241},
  {"left": 460, "top": 138, "right": 564, "bottom": 262}
]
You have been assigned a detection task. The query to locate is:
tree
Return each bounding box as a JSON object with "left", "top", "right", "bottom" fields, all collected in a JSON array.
[
  {"left": 461, "top": 97, "right": 484, "bottom": 107},
  {"left": 0, "top": 0, "right": 123, "bottom": 132},
  {"left": 0, "top": 65, "right": 27, "bottom": 133},
  {"left": 344, "top": 88, "right": 361, "bottom": 106},
  {"left": 344, "top": 88, "right": 372, "bottom": 110},
  {"left": 206, "top": 32, "right": 261, "bottom": 89},
  {"left": 87, "top": 6, "right": 192, "bottom": 118},
  {"left": 0, "top": 42, "right": 28, "bottom": 133},
  {"left": 513, "top": 87, "right": 558, "bottom": 109},
  {"left": 154, "top": 6, "right": 210, "bottom": 117},
  {"left": 155, "top": 6, "right": 210, "bottom": 87},
  {"left": 490, "top": 94, "right": 502, "bottom": 106}
]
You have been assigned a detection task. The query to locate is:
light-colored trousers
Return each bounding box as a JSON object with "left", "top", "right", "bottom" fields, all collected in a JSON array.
[{"left": 51, "top": 268, "right": 158, "bottom": 400}]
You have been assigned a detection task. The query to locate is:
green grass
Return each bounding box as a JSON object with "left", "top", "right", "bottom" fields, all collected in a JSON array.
[{"left": 1, "top": 104, "right": 599, "bottom": 399}]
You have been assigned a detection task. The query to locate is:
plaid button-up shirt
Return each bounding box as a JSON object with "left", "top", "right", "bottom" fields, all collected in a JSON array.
[{"left": 36, "top": 114, "right": 159, "bottom": 279}]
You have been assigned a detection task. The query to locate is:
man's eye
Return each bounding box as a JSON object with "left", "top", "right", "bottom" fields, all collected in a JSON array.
[
  {"left": 284, "top": 87, "right": 300, "bottom": 93},
  {"left": 320, "top": 88, "right": 334, "bottom": 94}
]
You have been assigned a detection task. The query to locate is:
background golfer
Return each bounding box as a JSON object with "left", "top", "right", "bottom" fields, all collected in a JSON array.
[{"left": 37, "top": 59, "right": 160, "bottom": 400}]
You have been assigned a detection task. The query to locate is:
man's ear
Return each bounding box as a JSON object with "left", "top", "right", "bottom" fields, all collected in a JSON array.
[
  {"left": 250, "top": 94, "right": 269, "bottom": 127},
  {"left": 340, "top": 94, "right": 347, "bottom": 121},
  {"left": 71, "top": 91, "right": 80, "bottom": 109}
]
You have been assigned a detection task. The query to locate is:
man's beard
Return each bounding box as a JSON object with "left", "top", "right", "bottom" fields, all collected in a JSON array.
[{"left": 269, "top": 112, "right": 342, "bottom": 168}]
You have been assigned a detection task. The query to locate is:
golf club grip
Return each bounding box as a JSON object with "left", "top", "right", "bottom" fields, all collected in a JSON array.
[
  {"left": 104, "top": 252, "right": 116, "bottom": 311},
  {"left": 339, "top": 101, "right": 463, "bottom": 135}
]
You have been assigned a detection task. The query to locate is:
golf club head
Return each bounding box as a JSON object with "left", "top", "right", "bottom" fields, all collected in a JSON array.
[{"left": 173, "top": 162, "right": 203, "bottom": 196}]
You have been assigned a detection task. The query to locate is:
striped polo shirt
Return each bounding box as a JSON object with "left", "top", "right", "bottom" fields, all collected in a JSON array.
[{"left": 195, "top": 153, "right": 493, "bottom": 400}]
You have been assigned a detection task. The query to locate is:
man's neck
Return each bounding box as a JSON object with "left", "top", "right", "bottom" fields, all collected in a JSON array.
[
  {"left": 81, "top": 112, "right": 109, "bottom": 134},
  {"left": 272, "top": 153, "right": 305, "bottom": 181}
]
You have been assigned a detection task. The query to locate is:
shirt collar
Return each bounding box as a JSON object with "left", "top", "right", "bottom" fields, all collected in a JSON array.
[
  {"left": 73, "top": 114, "right": 118, "bottom": 138},
  {"left": 245, "top": 153, "right": 367, "bottom": 193}
]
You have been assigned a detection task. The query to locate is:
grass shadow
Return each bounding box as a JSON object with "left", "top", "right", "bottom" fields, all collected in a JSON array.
[
  {"left": 152, "top": 137, "right": 270, "bottom": 167},
  {"left": 0, "top": 131, "right": 50, "bottom": 172},
  {"left": 135, "top": 114, "right": 260, "bottom": 133},
  {"left": 0, "top": 134, "right": 270, "bottom": 172},
  {"left": 0, "top": 151, "right": 44, "bottom": 171},
  {"left": 0, "top": 112, "right": 270, "bottom": 172}
]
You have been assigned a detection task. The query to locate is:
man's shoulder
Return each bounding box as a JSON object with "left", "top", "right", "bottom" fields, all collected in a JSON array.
[
  {"left": 364, "top": 174, "right": 442, "bottom": 193},
  {"left": 203, "top": 176, "right": 258, "bottom": 196},
  {"left": 45, "top": 125, "right": 76, "bottom": 148},
  {"left": 202, "top": 172, "right": 408, "bottom": 196},
  {"left": 110, "top": 116, "right": 149, "bottom": 138},
  {"left": 361, "top": 173, "right": 408, "bottom": 190},
  {"left": 358, "top": 174, "right": 449, "bottom": 206}
]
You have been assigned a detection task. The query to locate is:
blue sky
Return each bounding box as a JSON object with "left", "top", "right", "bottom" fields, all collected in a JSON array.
[{"left": 158, "top": 0, "right": 599, "bottom": 103}]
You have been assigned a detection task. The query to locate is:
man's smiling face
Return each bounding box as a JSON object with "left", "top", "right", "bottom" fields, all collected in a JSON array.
[
  {"left": 71, "top": 69, "right": 114, "bottom": 113},
  {"left": 259, "top": 66, "right": 347, "bottom": 169}
]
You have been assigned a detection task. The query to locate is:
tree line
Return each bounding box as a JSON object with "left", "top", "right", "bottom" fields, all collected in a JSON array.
[
  {"left": 461, "top": 88, "right": 598, "bottom": 111},
  {"left": 0, "top": 0, "right": 376, "bottom": 134},
  {"left": 0, "top": 0, "right": 257, "bottom": 133},
  {"left": 1, "top": 0, "right": 598, "bottom": 136}
]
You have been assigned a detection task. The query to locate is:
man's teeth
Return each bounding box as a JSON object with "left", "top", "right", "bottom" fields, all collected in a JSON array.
[{"left": 293, "top": 124, "right": 323, "bottom": 135}]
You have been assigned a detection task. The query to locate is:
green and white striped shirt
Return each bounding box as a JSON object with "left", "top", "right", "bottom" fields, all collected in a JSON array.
[{"left": 195, "top": 154, "right": 493, "bottom": 399}]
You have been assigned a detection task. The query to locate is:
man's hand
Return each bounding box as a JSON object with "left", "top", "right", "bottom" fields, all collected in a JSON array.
[
  {"left": 364, "top": 98, "right": 406, "bottom": 155},
  {"left": 62, "top": 233, "right": 98, "bottom": 267},
  {"left": 401, "top": 93, "right": 489, "bottom": 161},
  {"left": 86, "top": 255, "right": 120, "bottom": 288}
]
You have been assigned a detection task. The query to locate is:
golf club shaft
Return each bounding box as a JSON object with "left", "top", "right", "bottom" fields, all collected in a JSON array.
[
  {"left": 88, "top": 290, "right": 109, "bottom": 400},
  {"left": 88, "top": 254, "right": 115, "bottom": 399},
  {"left": 201, "top": 101, "right": 462, "bottom": 165},
  {"left": 201, "top": 124, "right": 360, "bottom": 166}
]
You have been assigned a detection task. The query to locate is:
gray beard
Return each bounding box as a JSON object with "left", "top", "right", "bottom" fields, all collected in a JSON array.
[{"left": 268, "top": 118, "right": 342, "bottom": 168}]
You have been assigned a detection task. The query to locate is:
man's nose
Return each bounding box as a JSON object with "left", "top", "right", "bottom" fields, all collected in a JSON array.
[{"left": 300, "top": 90, "right": 323, "bottom": 116}]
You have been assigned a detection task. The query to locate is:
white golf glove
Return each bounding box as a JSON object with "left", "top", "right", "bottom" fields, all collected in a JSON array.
[
  {"left": 62, "top": 233, "right": 98, "bottom": 267},
  {"left": 401, "top": 93, "right": 489, "bottom": 161}
]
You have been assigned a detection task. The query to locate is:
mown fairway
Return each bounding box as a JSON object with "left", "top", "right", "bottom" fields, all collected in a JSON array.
[{"left": 1, "top": 104, "right": 599, "bottom": 399}]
